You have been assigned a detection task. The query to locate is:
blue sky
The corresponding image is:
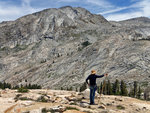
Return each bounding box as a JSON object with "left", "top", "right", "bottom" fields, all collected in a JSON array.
[{"left": 0, "top": 0, "right": 150, "bottom": 22}]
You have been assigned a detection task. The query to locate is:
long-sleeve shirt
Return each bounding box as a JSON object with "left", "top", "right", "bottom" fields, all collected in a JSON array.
[{"left": 86, "top": 74, "right": 104, "bottom": 86}]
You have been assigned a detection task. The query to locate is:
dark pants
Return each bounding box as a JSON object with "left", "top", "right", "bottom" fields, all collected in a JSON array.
[{"left": 90, "top": 85, "right": 97, "bottom": 104}]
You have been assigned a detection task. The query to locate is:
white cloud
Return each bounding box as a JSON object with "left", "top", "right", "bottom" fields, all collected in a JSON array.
[
  {"left": 105, "top": 12, "right": 143, "bottom": 21},
  {"left": 137, "top": 0, "right": 150, "bottom": 17},
  {"left": 86, "top": 0, "right": 113, "bottom": 9},
  {"left": 0, "top": 0, "right": 41, "bottom": 22},
  {"left": 103, "top": 0, "right": 150, "bottom": 21},
  {"left": 100, "top": 6, "right": 131, "bottom": 15},
  {"left": 0, "top": 0, "right": 150, "bottom": 22}
]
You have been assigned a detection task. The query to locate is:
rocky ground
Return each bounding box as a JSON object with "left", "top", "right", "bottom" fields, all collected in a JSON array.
[{"left": 1, "top": 89, "right": 150, "bottom": 113}]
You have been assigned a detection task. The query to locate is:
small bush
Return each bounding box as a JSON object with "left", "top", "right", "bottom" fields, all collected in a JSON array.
[
  {"left": 37, "top": 96, "right": 48, "bottom": 102},
  {"left": 17, "top": 87, "right": 29, "bottom": 93},
  {"left": 65, "top": 106, "right": 79, "bottom": 111},
  {"left": 83, "top": 111, "right": 92, "bottom": 113},
  {"left": 78, "top": 47, "right": 82, "bottom": 51},
  {"left": 81, "top": 41, "right": 91, "bottom": 48},
  {"left": 42, "top": 108, "right": 53, "bottom": 113},
  {"left": 116, "top": 105, "right": 125, "bottom": 110},
  {"left": 14, "top": 44, "right": 28, "bottom": 52},
  {"left": 40, "top": 59, "right": 47, "bottom": 63},
  {"left": 42, "top": 108, "right": 49, "bottom": 113},
  {"left": 14, "top": 94, "right": 22, "bottom": 101},
  {"left": 80, "top": 82, "right": 87, "bottom": 92},
  {"left": 19, "top": 97, "right": 30, "bottom": 100}
]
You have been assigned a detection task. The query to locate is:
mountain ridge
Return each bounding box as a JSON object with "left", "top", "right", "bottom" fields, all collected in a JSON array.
[{"left": 0, "top": 6, "right": 150, "bottom": 89}]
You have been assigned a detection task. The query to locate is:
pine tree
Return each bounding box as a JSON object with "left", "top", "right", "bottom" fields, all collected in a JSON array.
[
  {"left": 113, "top": 79, "right": 120, "bottom": 95},
  {"left": 137, "top": 86, "right": 142, "bottom": 99},
  {"left": 13, "top": 85, "right": 19, "bottom": 89},
  {"left": 103, "top": 80, "right": 107, "bottom": 95},
  {"left": 0, "top": 82, "right": 11, "bottom": 89},
  {"left": 67, "top": 86, "right": 73, "bottom": 91},
  {"left": 133, "top": 81, "right": 138, "bottom": 98},
  {"left": 28, "top": 83, "right": 31, "bottom": 89},
  {"left": 0, "top": 82, "right": 2, "bottom": 89},
  {"left": 98, "top": 82, "right": 103, "bottom": 94},
  {"left": 120, "top": 80, "right": 128, "bottom": 96},
  {"left": 2, "top": 81, "right": 6, "bottom": 89},
  {"left": 107, "top": 80, "right": 112, "bottom": 95}
]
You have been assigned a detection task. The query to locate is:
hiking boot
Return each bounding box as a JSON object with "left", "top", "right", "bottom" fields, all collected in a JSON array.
[{"left": 90, "top": 103, "right": 97, "bottom": 105}]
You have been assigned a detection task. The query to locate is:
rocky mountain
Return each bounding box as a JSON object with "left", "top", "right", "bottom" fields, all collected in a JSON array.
[{"left": 0, "top": 6, "right": 150, "bottom": 89}]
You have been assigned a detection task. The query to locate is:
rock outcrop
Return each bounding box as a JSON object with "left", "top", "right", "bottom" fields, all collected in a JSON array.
[{"left": 1, "top": 89, "right": 150, "bottom": 113}]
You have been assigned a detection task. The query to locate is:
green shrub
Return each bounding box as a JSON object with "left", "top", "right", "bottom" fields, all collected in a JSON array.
[
  {"left": 14, "top": 44, "right": 28, "bottom": 52},
  {"left": 0, "top": 47, "right": 9, "bottom": 51},
  {"left": 116, "top": 105, "right": 125, "bottom": 110},
  {"left": 40, "top": 59, "right": 47, "bottom": 63},
  {"left": 37, "top": 96, "right": 48, "bottom": 102},
  {"left": 42, "top": 108, "right": 48, "bottom": 113},
  {"left": 78, "top": 47, "right": 82, "bottom": 51},
  {"left": 65, "top": 106, "right": 79, "bottom": 111},
  {"left": 141, "top": 81, "right": 148, "bottom": 87},
  {"left": 83, "top": 111, "right": 92, "bottom": 113},
  {"left": 17, "top": 87, "right": 29, "bottom": 93},
  {"left": 14, "top": 94, "right": 22, "bottom": 101},
  {"left": 19, "top": 97, "right": 30, "bottom": 100},
  {"left": 81, "top": 41, "right": 91, "bottom": 48},
  {"left": 80, "top": 82, "right": 87, "bottom": 92},
  {"left": 41, "top": 108, "right": 53, "bottom": 113}
]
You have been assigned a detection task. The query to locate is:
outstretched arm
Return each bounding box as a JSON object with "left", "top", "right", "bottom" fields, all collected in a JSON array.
[
  {"left": 96, "top": 73, "right": 108, "bottom": 78},
  {"left": 96, "top": 74, "right": 104, "bottom": 78}
]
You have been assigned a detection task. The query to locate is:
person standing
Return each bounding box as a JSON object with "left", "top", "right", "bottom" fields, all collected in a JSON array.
[{"left": 86, "top": 70, "right": 108, "bottom": 105}]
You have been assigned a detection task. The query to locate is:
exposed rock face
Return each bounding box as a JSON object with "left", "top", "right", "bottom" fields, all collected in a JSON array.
[
  {"left": 1, "top": 89, "right": 150, "bottom": 113},
  {"left": 0, "top": 6, "right": 150, "bottom": 89}
]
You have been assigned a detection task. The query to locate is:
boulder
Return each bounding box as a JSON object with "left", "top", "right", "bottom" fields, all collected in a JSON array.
[
  {"left": 19, "top": 93, "right": 42, "bottom": 101},
  {"left": 115, "top": 97, "right": 124, "bottom": 101},
  {"left": 80, "top": 102, "right": 89, "bottom": 108},
  {"left": 18, "top": 100, "right": 34, "bottom": 106},
  {"left": 50, "top": 105, "right": 66, "bottom": 112},
  {"left": 30, "top": 109, "right": 42, "bottom": 113},
  {"left": 81, "top": 88, "right": 99, "bottom": 99},
  {"left": 98, "top": 105, "right": 106, "bottom": 109}
]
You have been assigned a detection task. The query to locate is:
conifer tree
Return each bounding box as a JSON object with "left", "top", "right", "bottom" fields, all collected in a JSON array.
[
  {"left": 120, "top": 80, "right": 128, "bottom": 96},
  {"left": 103, "top": 80, "right": 107, "bottom": 95},
  {"left": 0, "top": 82, "right": 11, "bottom": 89},
  {"left": 0, "top": 82, "right": 2, "bottom": 89},
  {"left": 129, "top": 88, "right": 134, "bottom": 97},
  {"left": 137, "top": 86, "right": 142, "bottom": 99},
  {"left": 107, "top": 80, "right": 112, "bottom": 95},
  {"left": 133, "top": 81, "right": 138, "bottom": 98},
  {"left": 113, "top": 79, "right": 120, "bottom": 95}
]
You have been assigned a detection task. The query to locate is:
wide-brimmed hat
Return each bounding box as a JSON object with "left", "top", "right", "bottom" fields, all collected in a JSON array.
[{"left": 91, "top": 70, "right": 96, "bottom": 74}]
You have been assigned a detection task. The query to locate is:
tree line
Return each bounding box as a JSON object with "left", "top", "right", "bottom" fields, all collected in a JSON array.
[
  {"left": 98, "top": 80, "right": 142, "bottom": 99},
  {"left": 0, "top": 82, "right": 41, "bottom": 90},
  {"left": 79, "top": 79, "right": 142, "bottom": 99},
  {"left": 0, "top": 80, "right": 142, "bottom": 100},
  {"left": 0, "top": 82, "right": 11, "bottom": 89}
]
